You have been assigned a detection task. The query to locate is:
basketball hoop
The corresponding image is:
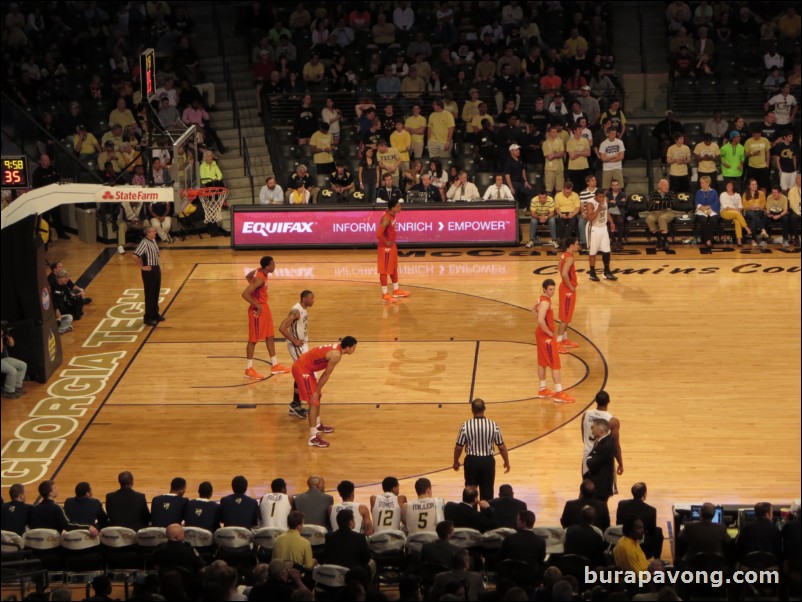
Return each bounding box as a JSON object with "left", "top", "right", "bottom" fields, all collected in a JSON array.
[{"left": 181, "top": 187, "right": 229, "bottom": 223}]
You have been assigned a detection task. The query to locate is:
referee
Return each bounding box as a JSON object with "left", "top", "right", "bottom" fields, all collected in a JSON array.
[
  {"left": 132, "top": 227, "right": 163, "bottom": 326},
  {"left": 453, "top": 398, "right": 510, "bottom": 501}
]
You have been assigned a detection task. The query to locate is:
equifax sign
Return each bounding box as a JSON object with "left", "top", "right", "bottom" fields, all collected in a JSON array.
[{"left": 242, "top": 221, "right": 314, "bottom": 236}]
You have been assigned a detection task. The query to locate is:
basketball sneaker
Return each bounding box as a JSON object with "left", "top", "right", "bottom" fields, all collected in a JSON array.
[
  {"left": 603, "top": 271, "right": 618, "bottom": 281},
  {"left": 315, "top": 424, "right": 335, "bottom": 434},
  {"left": 588, "top": 271, "right": 600, "bottom": 282},
  {"left": 537, "top": 388, "right": 556, "bottom": 398},
  {"left": 288, "top": 403, "right": 307, "bottom": 418},
  {"left": 381, "top": 294, "right": 397, "bottom": 303},
  {"left": 244, "top": 367, "right": 265, "bottom": 379},
  {"left": 561, "top": 339, "right": 580, "bottom": 349},
  {"left": 271, "top": 364, "right": 290, "bottom": 374},
  {"left": 308, "top": 435, "right": 330, "bottom": 448},
  {"left": 553, "top": 391, "right": 576, "bottom": 404},
  {"left": 558, "top": 345, "right": 573, "bottom": 354},
  {"left": 392, "top": 289, "right": 411, "bottom": 298}
]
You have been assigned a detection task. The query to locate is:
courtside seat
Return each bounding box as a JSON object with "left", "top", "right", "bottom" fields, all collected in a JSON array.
[
  {"left": 451, "top": 527, "right": 482, "bottom": 549},
  {"left": 481, "top": 527, "right": 516, "bottom": 577},
  {"left": 405, "top": 531, "right": 438, "bottom": 559},
  {"left": 23, "top": 528, "right": 63, "bottom": 572},
  {"left": 313, "top": 564, "right": 349, "bottom": 601},
  {"left": 253, "top": 526, "right": 285, "bottom": 562},
  {"left": 367, "top": 530, "right": 406, "bottom": 585},
  {"left": 136, "top": 527, "right": 167, "bottom": 570},
  {"left": 532, "top": 526, "right": 566, "bottom": 556},
  {"left": 61, "top": 529, "right": 103, "bottom": 574},
  {"left": 300, "top": 524, "right": 327, "bottom": 562},
  {"left": 1, "top": 530, "right": 24, "bottom": 554},
  {"left": 603, "top": 525, "right": 624, "bottom": 548}
]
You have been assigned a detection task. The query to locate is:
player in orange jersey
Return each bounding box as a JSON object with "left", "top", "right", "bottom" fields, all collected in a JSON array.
[
  {"left": 377, "top": 198, "right": 411, "bottom": 303},
  {"left": 557, "top": 237, "right": 581, "bottom": 352},
  {"left": 534, "top": 279, "right": 575, "bottom": 403},
  {"left": 241, "top": 256, "right": 291, "bottom": 379},
  {"left": 292, "top": 336, "right": 358, "bottom": 448}
]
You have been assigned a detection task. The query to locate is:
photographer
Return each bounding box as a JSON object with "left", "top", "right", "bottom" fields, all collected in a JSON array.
[
  {"left": 1, "top": 324, "right": 27, "bottom": 399},
  {"left": 50, "top": 269, "right": 87, "bottom": 322}
]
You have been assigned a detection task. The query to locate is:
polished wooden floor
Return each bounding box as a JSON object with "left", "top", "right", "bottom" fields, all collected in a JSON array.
[{"left": 2, "top": 236, "right": 800, "bottom": 557}]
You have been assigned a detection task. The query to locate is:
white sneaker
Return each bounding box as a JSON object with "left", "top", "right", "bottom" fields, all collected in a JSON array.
[
  {"left": 525, "top": 240, "right": 534, "bottom": 248},
  {"left": 551, "top": 241, "right": 560, "bottom": 248},
  {"left": 117, "top": 245, "right": 125, "bottom": 254}
]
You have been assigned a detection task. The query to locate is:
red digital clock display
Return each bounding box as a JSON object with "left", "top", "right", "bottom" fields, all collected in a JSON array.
[
  {"left": 1, "top": 155, "right": 30, "bottom": 189},
  {"left": 140, "top": 48, "right": 156, "bottom": 102}
]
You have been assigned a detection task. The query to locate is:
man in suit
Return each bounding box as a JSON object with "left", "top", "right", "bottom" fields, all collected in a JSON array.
[
  {"left": 444, "top": 487, "right": 499, "bottom": 533},
  {"left": 106, "top": 471, "right": 150, "bottom": 531},
  {"left": 561, "top": 480, "right": 610, "bottom": 531},
  {"left": 489, "top": 484, "right": 528, "bottom": 529},
  {"left": 420, "top": 520, "right": 460, "bottom": 567},
  {"left": 499, "top": 510, "right": 546, "bottom": 568},
  {"left": 295, "top": 475, "right": 334, "bottom": 529},
  {"left": 428, "top": 549, "right": 485, "bottom": 600},
  {"left": 152, "top": 524, "right": 205, "bottom": 573},
  {"left": 1, "top": 483, "right": 32, "bottom": 535},
  {"left": 675, "top": 502, "right": 734, "bottom": 564},
  {"left": 184, "top": 481, "right": 221, "bottom": 532},
  {"left": 151, "top": 477, "right": 188, "bottom": 527},
  {"left": 737, "top": 502, "right": 782, "bottom": 559},
  {"left": 220, "top": 475, "right": 259, "bottom": 528},
  {"left": 616, "top": 482, "right": 663, "bottom": 559},
  {"left": 565, "top": 505, "right": 607, "bottom": 567},
  {"left": 64, "top": 482, "right": 108, "bottom": 530},
  {"left": 409, "top": 173, "right": 443, "bottom": 203},
  {"left": 324, "top": 508, "right": 372, "bottom": 574},
  {"left": 583, "top": 418, "right": 617, "bottom": 502}
]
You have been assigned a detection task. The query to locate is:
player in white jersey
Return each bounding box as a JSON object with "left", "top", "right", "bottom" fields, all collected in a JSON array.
[
  {"left": 581, "top": 390, "right": 623, "bottom": 475},
  {"left": 258, "top": 477, "right": 294, "bottom": 529},
  {"left": 402, "top": 477, "right": 445, "bottom": 534},
  {"left": 279, "top": 290, "right": 315, "bottom": 419},
  {"left": 370, "top": 476, "right": 408, "bottom": 533},
  {"left": 585, "top": 188, "right": 618, "bottom": 282},
  {"left": 329, "top": 480, "right": 373, "bottom": 535}
]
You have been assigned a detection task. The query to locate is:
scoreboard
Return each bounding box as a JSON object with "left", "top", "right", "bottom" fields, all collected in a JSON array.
[
  {"left": 1, "top": 156, "right": 30, "bottom": 189},
  {"left": 139, "top": 48, "right": 157, "bottom": 102}
]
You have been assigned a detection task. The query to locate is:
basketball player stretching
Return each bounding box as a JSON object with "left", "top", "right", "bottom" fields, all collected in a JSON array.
[
  {"left": 292, "top": 336, "right": 358, "bottom": 448},
  {"left": 557, "top": 237, "right": 581, "bottom": 353},
  {"left": 377, "top": 198, "right": 411, "bottom": 303},
  {"left": 241, "top": 256, "right": 290, "bottom": 379},
  {"left": 534, "top": 279, "right": 575, "bottom": 403},
  {"left": 279, "top": 290, "right": 315, "bottom": 419}
]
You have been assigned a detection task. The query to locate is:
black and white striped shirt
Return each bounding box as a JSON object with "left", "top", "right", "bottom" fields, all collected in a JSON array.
[
  {"left": 456, "top": 417, "right": 504, "bottom": 457},
  {"left": 134, "top": 237, "right": 160, "bottom": 267},
  {"left": 579, "top": 187, "right": 596, "bottom": 212}
]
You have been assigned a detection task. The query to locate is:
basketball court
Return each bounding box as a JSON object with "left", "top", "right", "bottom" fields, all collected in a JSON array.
[{"left": 1, "top": 242, "right": 800, "bottom": 557}]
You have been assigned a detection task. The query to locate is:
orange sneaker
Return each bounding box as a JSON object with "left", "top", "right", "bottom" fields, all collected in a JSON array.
[
  {"left": 382, "top": 294, "right": 397, "bottom": 303},
  {"left": 558, "top": 345, "right": 573, "bottom": 354},
  {"left": 553, "top": 391, "right": 576, "bottom": 404},
  {"left": 561, "top": 339, "right": 580, "bottom": 349},
  {"left": 244, "top": 367, "right": 265, "bottom": 379},
  {"left": 392, "top": 289, "right": 411, "bottom": 298},
  {"left": 538, "top": 388, "right": 556, "bottom": 398},
  {"left": 270, "top": 364, "right": 290, "bottom": 374}
]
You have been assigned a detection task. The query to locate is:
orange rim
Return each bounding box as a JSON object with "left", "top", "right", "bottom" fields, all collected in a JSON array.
[{"left": 181, "top": 187, "right": 229, "bottom": 199}]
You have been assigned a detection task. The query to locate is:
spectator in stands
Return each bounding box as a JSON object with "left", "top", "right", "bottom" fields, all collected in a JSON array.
[
  {"left": 1, "top": 483, "right": 31, "bottom": 534},
  {"left": 488, "top": 485, "right": 528, "bottom": 530},
  {"left": 147, "top": 198, "right": 173, "bottom": 244},
  {"left": 704, "top": 109, "right": 729, "bottom": 139},
  {"left": 646, "top": 179, "right": 679, "bottom": 251},
  {"left": 565, "top": 505, "right": 607, "bottom": 567},
  {"left": 743, "top": 179, "right": 770, "bottom": 246},
  {"left": 198, "top": 151, "right": 222, "bottom": 189},
  {"left": 693, "top": 132, "right": 721, "bottom": 190},
  {"left": 259, "top": 176, "right": 284, "bottom": 205},
  {"left": 64, "top": 482, "right": 108, "bottom": 531},
  {"left": 157, "top": 96, "right": 181, "bottom": 129},
  {"left": 576, "top": 86, "right": 601, "bottom": 128},
  {"left": 766, "top": 185, "right": 791, "bottom": 248},
  {"left": 427, "top": 99, "right": 455, "bottom": 159},
  {"left": 614, "top": 517, "right": 649, "bottom": 573},
  {"left": 105, "top": 471, "right": 150, "bottom": 531},
  {"left": 376, "top": 66, "right": 401, "bottom": 102},
  {"left": 483, "top": 174, "right": 514, "bottom": 203},
  {"left": 789, "top": 174, "right": 801, "bottom": 247},
  {"left": 429, "top": 549, "right": 485, "bottom": 600},
  {"left": 376, "top": 139, "right": 401, "bottom": 187},
  {"left": 765, "top": 83, "right": 798, "bottom": 126},
  {"left": 597, "top": 127, "right": 626, "bottom": 190},
  {"left": 328, "top": 163, "right": 355, "bottom": 203},
  {"left": 541, "top": 126, "right": 565, "bottom": 197},
  {"left": 117, "top": 199, "right": 146, "bottom": 255},
  {"left": 357, "top": 149, "right": 379, "bottom": 203},
  {"left": 554, "top": 181, "right": 581, "bottom": 244},
  {"left": 528, "top": 188, "right": 558, "bottom": 248},
  {"left": 498, "top": 509, "right": 546, "bottom": 569},
  {"left": 446, "top": 171, "right": 481, "bottom": 201},
  {"left": 184, "top": 481, "right": 220, "bottom": 532},
  {"left": 444, "top": 487, "right": 498, "bottom": 533},
  {"left": 600, "top": 99, "right": 626, "bottom": 137},
  {"left": 762, "top": 111, "right": 781, "bottom": 150},
  {"left": 408, "top": 172, "right": 439, "bottom": 203},
  {"left": 73, "top": 125, "right": 101, "bottom": 162},
  {"left": 1, "top": 322, "right": 26, "bottom": 400},
  {"left": 737, "top": 502, "right": 782, "bottom": 559},
  {"left": 744, "top": 129, "right": 772, "bottom": 192},
  {"left": 566, "top": 125, "right": 591, "bottom": 191},
  {"left": 720, "top": 181, "right": 751, "bottom": 247},
  {"left": 721, "top": 131, "right": 746, "bottom": 188},
  {"left": 653, "top": 110, "right": 684, "bottom": 164},
  {"left": 376, "top": 173, "right": 403, "bottom": 204},
  {"left": 666, "top": 133, "right": 692, "bottom": 194},
  {"left": 783, "top": 500, "right": 802, "bottom": 587},
  {"left": 31, "top": 154, "right": 69, "bottom": 240},
  {"left": 503, "top": 144, "right": 533, "bottom": 210},
  {"left": 288, "top": 183, "right": 311, "bottom": 205},
  {"left": 153, "top": 524, "right": 205, "bottom": 574},
  {"left": 220, "top": 475, "right": 258, "bottom": 528},
  {"left": 150, "top": 477, "right": 187, "bottom": 528},
  {"left": 616, "top": 483, "right": 663, "bottom": 559},
  {"left": 183, "top": 98, "right": 226, "bottom": 153},
  {"left": 273, "top": 511, "right": 316, "bottom": 569},
  {"left": 309, "top": 122, "right": 335, "bottom": 177},
  {"left": 324, "top": 508, "right": 372, "bottom": 573},
  {"left": 51, "top": 268, "right": 86, "bottom": 322},
  {"left": 675, "top": 502, "right": 734, "bottom": 564}
]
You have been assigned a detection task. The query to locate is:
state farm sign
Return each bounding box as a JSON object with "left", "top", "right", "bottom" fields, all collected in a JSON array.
[{"left": 93, "top": 187, "right": 174, "bottom": 203}]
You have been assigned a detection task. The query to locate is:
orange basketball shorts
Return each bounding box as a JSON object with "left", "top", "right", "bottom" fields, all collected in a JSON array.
[
  {"left": 248, "top": 304, "right": 274, "bottom": 342},
  {"left": 377, "top": 245, "right": 398, "bottom": 275},
  {"left": 558, "top": 284, "right": 577, "bottom": 323},
  {"left": 292, "top": 363, "right": 319, "bottom": 405},
  {"left": 536, "top": 332, "right": 561, "bottom": 370}
]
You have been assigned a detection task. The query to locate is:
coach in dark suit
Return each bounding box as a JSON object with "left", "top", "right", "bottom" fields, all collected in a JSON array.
[
  {"left": 583, "top": 418, "right": 616, "bottom": 502},
  {"left": 324, "top": 508, "right": 371, "bottom": 573},
  {"left": 151, "top": 477, "right": 188, "bottom": 528},
  {"left": 184, "top": 481, "right": 221, "bottom": 532},
  {"left": 737, "top": 502, "right": 782, "bottom": 559},
  {"left": 105, "top": 471, "right": 150, "bottom": 531},
  {"left": 444, "top": 488, "right": 499, "bottom": 533},
  {"left": 616, "top": 482, "right": 663, "bottom": 558},
  {"left": 420, "top": 520, "right": 460, "bottom": 567},
  {"left": 561, "top": 480, "right": 610, "bottom": 531},
  {"left": 64, "top": 482, "right": 108, "bottom": 530},
  {"left": 676, "top": 502, "right": 734, "bottom": 564},
  {"left": 565, "top": 506, "right": 607, "bottom": 567},
  {"left": 499, "top": 510, "right": 546, "bottom": 568},
  {"left": 489, "top": 484, "right": 528, "bottom": 529},
  {"left": 220, "top": 475, "right": 259, "bottom": 528}
]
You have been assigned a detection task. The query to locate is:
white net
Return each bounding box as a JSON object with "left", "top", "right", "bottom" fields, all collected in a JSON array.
[{"left": 198, "top": 189, "right": 228, "bottom": 223}]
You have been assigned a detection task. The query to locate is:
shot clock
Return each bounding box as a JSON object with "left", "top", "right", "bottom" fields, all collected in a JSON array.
[{"left": 1, "top": 156, "right": 30, "bottom": 189}]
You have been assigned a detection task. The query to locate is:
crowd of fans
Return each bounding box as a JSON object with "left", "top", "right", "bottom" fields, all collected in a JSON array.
[{"left": 2, "top": 471, "right": 800, "bottom": 601}]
